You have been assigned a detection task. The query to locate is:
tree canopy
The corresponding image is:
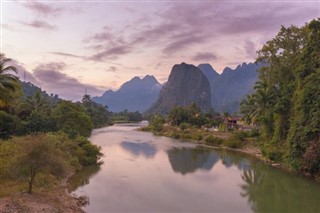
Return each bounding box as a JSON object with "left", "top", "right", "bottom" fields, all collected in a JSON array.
[{"left": 240, "top": 19, "right": 320, "bottom": 176}]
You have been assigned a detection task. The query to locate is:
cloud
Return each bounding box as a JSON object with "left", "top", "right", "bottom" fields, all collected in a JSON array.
[
  {"left": 1, "top": 24, "right": 15, "bottom": 31},
  {"left": 114, "top": 2, "right": 318, "bottom": 58},
  {"left": 49, "top": 52, "right": 85, "bottom": 59},
  {"left": 23, "top": 1, "right": 62, "bottom": 17},
  {"left": 89, "top": 45, "right": 132, "bottom": 61},
  {"left": 26, "top": 62, "right": 104, "bottom": 100},
  {"left": 163, "top": 34, "right": 208, "bottom": 54},
  {"left": 20, "top": 20, "right": 56, "bottom": 30},
  {"left": 106, "top": 66, "right": 117, "bottom": 72},
  {"left": 192, "top": 52, "right": 218, "bottom": 62},
  {"left": 8, "top": 60, "right": 40, "bottom": 85},
  {"left": 244, "top": 40, "right": 257, "bottom": 59}
]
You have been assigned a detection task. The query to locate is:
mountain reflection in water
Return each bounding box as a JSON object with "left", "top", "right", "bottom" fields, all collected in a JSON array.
[
  {"left": 167, "top": 147, "right": 219, "bottom": 175},
  {"left": 69, "top": 125, "right": 320, "bottom": 213},
  {"left": 120, "top": 141, "right": 157, "bottom": 158}
]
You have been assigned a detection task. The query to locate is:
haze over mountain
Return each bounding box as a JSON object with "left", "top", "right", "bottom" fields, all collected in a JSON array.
[
  {"left": 93, "top": 75, "right": 161, "bottom": 112},
  {"left": 198, "top": 62, "right": 262, "bottom": 113},
  {"left": 147, "top": 63, "right": 211, "bottom": 114}
]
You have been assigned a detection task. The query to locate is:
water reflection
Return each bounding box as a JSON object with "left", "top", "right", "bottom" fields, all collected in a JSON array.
[
  {"left": 167, "top": 147, "right": 219, "bottom": 175},
  {"left": 70, "top": 125, "right": 320, "bottom": 213},
  {"left": 239, "top": 163, "right": 320, "bottom": 213},
  {"left": 219, "top": 150, "right": 251, "bottom": 171},
  {"left": 68, "top": 164, "right": 100, "bottom": 192},
  {"left": 120, "top": 141, "right": 157, "bottom": 158}
]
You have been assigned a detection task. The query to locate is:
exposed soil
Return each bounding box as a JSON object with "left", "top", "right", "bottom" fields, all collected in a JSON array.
[{"left": 0, "top": 177, "right": 85, "bottom": 213}]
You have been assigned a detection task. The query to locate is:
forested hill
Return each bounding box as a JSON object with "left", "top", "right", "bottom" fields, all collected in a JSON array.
[{"left": 21, "top": 81, "right": 60, "bottom": 104}]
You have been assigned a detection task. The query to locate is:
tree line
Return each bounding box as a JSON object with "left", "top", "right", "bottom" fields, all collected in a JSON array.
[
  {"left": 0, "top": 53, "right": 110, "bottom": 193},
  {"left": 240, "top": 19, "right": 320, "bottom": 176}
]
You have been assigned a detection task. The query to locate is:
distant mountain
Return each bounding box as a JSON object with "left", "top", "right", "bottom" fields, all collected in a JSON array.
[
  {"left": 198, "top": 62, "right": 262, "bottom": 114},
  {"left": 147, "top": 62, "right": 211, "bottom": 114},
  {"left": 197, "top": 64, "right": 219, "bottom": 82},
  {"left": 93, "top": 75, "right": 162, "bottom": 113}
]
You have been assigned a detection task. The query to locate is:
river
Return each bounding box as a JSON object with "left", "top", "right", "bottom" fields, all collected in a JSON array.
[{"left": 68, "top": 123, "right": 320, "bottom": 213}]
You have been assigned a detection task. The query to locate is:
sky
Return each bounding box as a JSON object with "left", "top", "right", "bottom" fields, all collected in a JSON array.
[{"left": 1, "top": 0, "right": 319, "bottom": 100}]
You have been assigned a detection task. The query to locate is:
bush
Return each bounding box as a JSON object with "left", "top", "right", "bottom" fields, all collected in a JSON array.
[
  {"left": 171, "top": 132, "right": 180, "bottom": 139},
  {"left": 302, "top": 141, "right": 320, "bottom": 176},
  {"left": 149, "top": 115, "right": 165, "bottom": 132},
  {"left": 205, "top": 135, "right": 224, "bottom": 146},
  {"left": 261, "top": 143, "right": 284, "bottom": 161},
  {"left": 179, "top": 122, "right": 189, "bottom": 130},
  {"left": 193, "top": 133, "right": 203, "bottom": 141},
  {"left": 224, "top": 139, "right": 242, "bottom": 149},
  {"left": 0, "top": 111, "right": 15, "bottom": 139}
]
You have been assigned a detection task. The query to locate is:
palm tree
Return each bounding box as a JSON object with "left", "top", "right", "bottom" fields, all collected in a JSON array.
[{"left": 0, "top": 53, "right": 21, "bottom": 107}]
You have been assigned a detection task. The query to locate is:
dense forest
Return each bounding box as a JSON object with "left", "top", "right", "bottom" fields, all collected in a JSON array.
[{"left": 240, "top": 19, "right": 320, "bottom": 176}]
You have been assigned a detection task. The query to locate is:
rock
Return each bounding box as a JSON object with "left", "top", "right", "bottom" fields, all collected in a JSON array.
[{"left": 147, "top": 62, "right": 212, "bottom": 114}]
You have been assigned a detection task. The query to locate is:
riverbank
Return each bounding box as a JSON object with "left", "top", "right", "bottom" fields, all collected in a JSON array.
[
  {"left": 140, "top": 125, "right": 320, "bottom": 181},
  {"left": 0, "top": 173, "right": 85, "bottom": 213}
]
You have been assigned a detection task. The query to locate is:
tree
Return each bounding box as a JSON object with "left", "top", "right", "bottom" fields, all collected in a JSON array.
[
  {"left": 0, "top": 111, "right": 15, "bottom": 139},
  {"left": 240, "top": 19, "right": 320, "bottom": 175},
  {"left": 81, "top": 94, "right": 111, "bottom": 128},
  {"left": 0, "top": 53, "right": 21, "bottom": 107},
  {"left": 53, "top": 101, "right": 93, "bottom": 137},
  {"left": 14, "top": 134, "right": 67, "bottom": 193}
]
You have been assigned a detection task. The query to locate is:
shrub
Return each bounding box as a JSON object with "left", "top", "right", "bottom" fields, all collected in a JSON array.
[
  {"left": 179, "top": 122, "right": 189, "bottom": 130},
  {"left": 193, "top": 133, "right": 203, "bottom": 141},
  {"left": 0, "top": 111, "right": 15, "bottom": 139},
  {"left": 224, "top": 139, "right": 242, "bottom": 149},
  {"left": 205, "top": 135, "right": 224, "bottom": 146},
  {"left": 302, "top": 141, "right": 320, "bottom": 176}
]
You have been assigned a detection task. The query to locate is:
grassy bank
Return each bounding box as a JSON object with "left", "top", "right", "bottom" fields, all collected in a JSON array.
[
  {"left": 141, "top": 124, "right": 258, "bottom": 149},
  {"left": 140, "top": 125, "right": 295, "bottom": 172},
  {"left": 141, "top": 124, "right": 320, "bottom": 181}
]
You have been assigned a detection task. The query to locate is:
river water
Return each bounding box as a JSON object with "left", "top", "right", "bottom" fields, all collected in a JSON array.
[{"left": 69, "top": 123, "right": 320, "bottom": 213}]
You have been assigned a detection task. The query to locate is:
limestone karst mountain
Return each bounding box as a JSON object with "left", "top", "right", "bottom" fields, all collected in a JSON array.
[
  {"left": 93, "top": 75, "right": 162, "bottom": 112},
  {"left": 147, "top": 62, "right": 212, "bottom": 114},
  {"left": 198, "top": 62, "right": 262, "bottom": 113}
]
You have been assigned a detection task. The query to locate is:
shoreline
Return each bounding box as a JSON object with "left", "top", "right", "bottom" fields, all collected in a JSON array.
[
  {"left": 0, "top": 173, "right": 86, "bottom": 213},
  {"left": 140, "top": 126, "right": 320, "bottom": 182}
]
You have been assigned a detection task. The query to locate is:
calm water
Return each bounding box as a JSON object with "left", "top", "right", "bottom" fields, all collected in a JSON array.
[{"left": 69, "top": 123, "right": 320, "bottom": 213}]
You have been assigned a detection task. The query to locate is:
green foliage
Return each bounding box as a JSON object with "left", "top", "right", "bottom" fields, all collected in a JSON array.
[
  {"left": 168, "top": 103, "right": 208, "bottom": 127},
  {"left": 81, "top": 95, "right": 112, "bottom": 127},
  {"left": 179, "top": 122, "right": 189, "bottom": 130},
  {"left": 111, "top": 109, "right": 143, "bottom": 123},
  {"left": 205, "top": 135, "right": 224, "bottom": 146},
  {"left": 25, "top": 111, "right": 57, "bottom": 134},
  {"left": 302, "top": 141, "right": 320, "bottom": 176},
  {"left": 0, "top": 133, "right": 102, "bottom": 193},
  {"left": 149, "top": 114, "right": 165, "bottom": 132},
  {"left": 0, "top": 111, "right": 15, "bottom": 139},
  {"left": 53, "top": 101, "right": 93, "bottom": 138},
  {"left": 224, "top": 131, "right": 247, "bottom": 149},
  {"left": 0, "top": 53, "right": 22, "bottom": 107},
  {"left": 240, "top": 19, "right": 320, "bottom": 175},
  {"left": 13, "top": 134, "right": 68, "bottom": 193},
  {"left": 74, "top": 136, "right": 102, "bottom": 166}
]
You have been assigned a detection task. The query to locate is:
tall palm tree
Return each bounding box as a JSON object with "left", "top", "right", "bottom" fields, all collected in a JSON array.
[{"left": 0, "top": 53, "right": 21, "bottom": 107}]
